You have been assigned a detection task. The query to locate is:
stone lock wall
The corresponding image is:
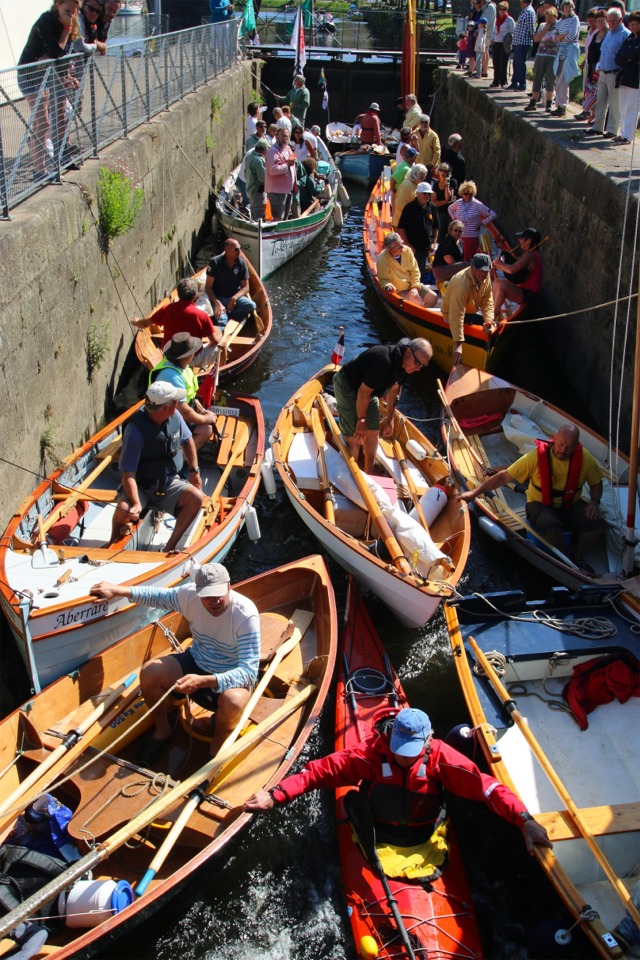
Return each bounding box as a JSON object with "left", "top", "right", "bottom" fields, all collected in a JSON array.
[{"left": 0, "top": 60, "right": 259, "bottom": 531}]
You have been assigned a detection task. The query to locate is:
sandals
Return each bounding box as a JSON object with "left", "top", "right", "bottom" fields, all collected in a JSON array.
[{"left": 613, "top": 136, "right": 631, "bottom": 144}]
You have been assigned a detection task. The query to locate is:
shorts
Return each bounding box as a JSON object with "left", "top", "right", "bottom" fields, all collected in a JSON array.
[
  {"left": 526, "top": 500, "right": 606, "bottom": 538},
  {"left": 333, "top": 368, "right": 380, "bottom": 438},
  {"left": 170, "top": 649, "right": 219, "bottom": 710},
  {"left": 118, "top": 474, "right": 188, "bottom": 517},
  {"left": 521, "top": 288, "right": 539, "bottom": 305}
]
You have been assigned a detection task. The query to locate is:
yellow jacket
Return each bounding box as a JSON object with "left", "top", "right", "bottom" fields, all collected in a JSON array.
[
  {"left": 392, "top": 180, "right": 417, "bottom": 228},
  {"left": 404, "top": 104, "right": 423, "bottom": 129},
  {"left": 416, "top": 128, "right": 441, "bottom": 168},
  {"left": 440, "top": 266, "right": 494, "bottom": 342},
  {"left": 376, "top": 246, "right": 421, "bottom": 292}
]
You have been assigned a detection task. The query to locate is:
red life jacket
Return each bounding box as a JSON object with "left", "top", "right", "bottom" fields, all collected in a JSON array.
[{"left": 534, "top": 438, "right": 583, "bottom": 509}]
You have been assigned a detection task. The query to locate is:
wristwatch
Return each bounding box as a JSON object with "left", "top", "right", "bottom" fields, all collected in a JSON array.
[
  {"left": 358, "top": 418, "right": 366, "bottom": 424},
  {"left": 189, "top": 467, "right": 200, "bottom": 474},
  {"left": 519, "top": 811, "right": 534, "bottom": 823}
]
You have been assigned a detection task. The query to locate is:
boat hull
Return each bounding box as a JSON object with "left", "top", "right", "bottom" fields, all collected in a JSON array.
[
  {"left": 445, "top": 588, "right": 640, "bottom": 960},
  {"left": 335, "top": 149, "right": 388, "bottom": 187},
  {"left": 0, "top": 555, "right": 338, "bottom": 959},
  {"left": 337, "top": 578, "right": 484, "bottom": 959}
]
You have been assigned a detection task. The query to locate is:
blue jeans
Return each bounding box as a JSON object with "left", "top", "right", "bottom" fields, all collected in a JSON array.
[
  {"left": 217, "top": 294, "right": 256, "bottom": 329},
  {"left": 512, "top": 44, "right": 529, "bottom": 89}
]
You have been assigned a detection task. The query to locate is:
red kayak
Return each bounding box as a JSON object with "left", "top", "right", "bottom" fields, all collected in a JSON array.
[{"left": 335, "top": 578, "right": 484, "bottom": 960}]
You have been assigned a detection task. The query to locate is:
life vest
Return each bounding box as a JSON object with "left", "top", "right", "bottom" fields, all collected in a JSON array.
[
  {"left": 534, "top": 438, "right": 583, "bottom": 509},
  {"left": 126, "top": 409, "right": 184, "bottom": 490},
  {"left": 0, "top": 845, "right": 67, "bottom": 919},
  {"left": 149, "top": 359, "right": 199, "bottom": 403}
]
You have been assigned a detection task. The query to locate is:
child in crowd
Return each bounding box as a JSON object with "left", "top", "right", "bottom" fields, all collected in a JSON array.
[
  {"left": 474, "top": 17, "right": 488, "bottom": 78},
  {"left": 466, "top": 21, "right": 478, "bottom": 75},
  {"left": 456, "top": 32, "right": 468, "bottom": 68}
]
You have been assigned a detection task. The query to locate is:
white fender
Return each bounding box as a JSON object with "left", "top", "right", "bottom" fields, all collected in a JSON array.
[{"left": 333, "top": 202, "right": 344, "bottom": 228}]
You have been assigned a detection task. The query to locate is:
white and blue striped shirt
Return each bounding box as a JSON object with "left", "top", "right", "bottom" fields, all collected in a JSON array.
[{"left": 131, "top": 584, "right": 260, "bottom": 691}]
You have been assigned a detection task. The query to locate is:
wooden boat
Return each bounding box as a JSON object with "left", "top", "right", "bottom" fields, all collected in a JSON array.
[
  {"left": 0, "top": 555, "right": 337, "bottom": 959},
  {"left": 441, "top": 362, "right": 640, "bottom": 589},
  {"left": 445, "top": 586, "right": 640, "bottom": 960},
  {"left": 364, "top": 169, "right": 526, "bottom": 374},
  {"left": 335, "top": 145, "right": 390, "bottom": 188},
  {"left": 134, "top": 260, "right": 272, "bottom": 383},
  {"left": 216, "top": 162, "right": 347, "bottom": 280},
  {"left": 336, "top": 576, "right": 484, "bottom": 959},
  {"left": 270, "top": 364, "right": 470, "bottom": 628},
  {"left": 0, "top": 391, "right": 265, "bottom": 689}
]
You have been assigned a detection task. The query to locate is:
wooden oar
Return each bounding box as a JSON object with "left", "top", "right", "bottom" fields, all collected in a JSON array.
[
  {"left": 192, "top": 422, "right": 250, "bottom": 539},
  {"left": 344, "top": 791, "right": 418, "bottom": 960},
  {"left": 436, "top": 379, "right": 486, "bottom": 472},
  {"left": 310, "top": 406, "right": 336, "bottom": 524},
  {"left": 485, "top": 492, "right": 581, "bottom": 571},
  {"left": 0, "top": 673, "right": 138, "bottom": 821},
  {"left": 392, "top": 439, "right": 428, "bottom": 529},
  {"left": 0, "top": 686, "right": 316, "bottom": 941},
  {"left": 31, "top": 514, "right": 58, "bottom": 569},
  {"left": 316, "top": 394, "right": 412, "bottom": 576},
  {"left": 134, "top": 610, "right": 314, "bottom": 896},
  {"left": 469, "top": 638, "right": 640, "bottom": 930},
  {"left": 42, "top": 450, "right": 120, "bottom": 534}
]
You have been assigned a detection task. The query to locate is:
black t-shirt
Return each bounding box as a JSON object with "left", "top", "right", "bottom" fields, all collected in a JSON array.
[
  {"left": 206, "top": 253, "right": 249, "bottom": 298},
  {"left": 441, "top": 148, "right": 466, "bottom": 187},
  {"left": 342, "top": 340, "right": 410, "bottom": 397},
  {"left": 19, "top": 11, "right": 70, "bottom": 65},
  {"left": 397, "top": 199, "right": 437, "bottom": 250},
  {"left": 433, "top": 234, "right": 464, "bottom": 268}
]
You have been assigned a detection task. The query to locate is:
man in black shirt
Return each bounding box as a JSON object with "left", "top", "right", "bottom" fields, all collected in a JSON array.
[
  {"left": 397, "top": 182, "right": 439, "bottom": 279},
  {"left": 332, "top": 338, "right": 432, "bottom": 472},
  {"left": 205, "top": 239, "right": 256, "bottom": 329}
]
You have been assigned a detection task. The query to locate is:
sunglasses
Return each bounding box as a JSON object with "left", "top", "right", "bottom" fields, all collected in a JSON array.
[
  {"left": 410, "top": 347, "right": 428, "bottom": 369},
  {"left": 451, "top": 227, "right": 463, "bottom": 232}
]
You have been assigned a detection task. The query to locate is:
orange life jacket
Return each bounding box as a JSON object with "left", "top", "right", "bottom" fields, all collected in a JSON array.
[{"left": 534, "top": 438, "right": 583, "bottom": 509}]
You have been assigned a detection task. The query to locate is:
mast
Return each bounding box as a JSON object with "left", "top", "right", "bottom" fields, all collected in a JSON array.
[{"left": 622, "top": 254, "right": 640, "bottom": 576}]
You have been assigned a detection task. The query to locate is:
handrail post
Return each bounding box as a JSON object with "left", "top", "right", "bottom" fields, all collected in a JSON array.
[
  {"left": 120, "top": 51, "right": 129, "bottom": 138},
  {"left": 0, "top": 123, "right": 10, "bottom": 220}
]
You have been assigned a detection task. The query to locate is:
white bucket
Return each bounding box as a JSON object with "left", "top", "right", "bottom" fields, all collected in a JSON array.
[{"left": 59, "top": 879, "right": 134, "bottom": 928}]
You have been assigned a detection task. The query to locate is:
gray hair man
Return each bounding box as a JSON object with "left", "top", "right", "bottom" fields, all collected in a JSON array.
[{"left": 377, "top": 231, "right": 439, "bottom": 309}]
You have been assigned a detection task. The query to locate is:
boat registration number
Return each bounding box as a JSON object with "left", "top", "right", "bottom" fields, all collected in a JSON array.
[{"left": 211, "top": 406, "right": 240, "bottom": 417}]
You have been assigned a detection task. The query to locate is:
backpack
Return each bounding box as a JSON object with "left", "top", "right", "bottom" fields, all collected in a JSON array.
[{"left": 0, "top": 845, "right": 68, "bottom": 924}]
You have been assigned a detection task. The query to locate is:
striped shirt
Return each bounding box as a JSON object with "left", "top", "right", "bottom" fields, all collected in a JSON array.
[
  {"left": 130, "top": 584, "right": 260, "bottom": 692},
  {"left": 447, "top": 197, "right": 496, "bottom": 238},
  {"left": 513, "top": 4, "right": 536, "bottom": 46}
]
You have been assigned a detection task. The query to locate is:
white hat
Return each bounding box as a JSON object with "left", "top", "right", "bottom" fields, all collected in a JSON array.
[
  {"left": 416, "top": 182, "right": 433, "bottom": 193},
  {"left": 145, "top": 381, "right": 187, "bottom": 405},
  {"left": 369, "top": 102, "right": 380, "bottom": 111}
]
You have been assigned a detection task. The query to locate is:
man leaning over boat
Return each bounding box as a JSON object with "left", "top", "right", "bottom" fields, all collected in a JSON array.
[
  {"left": 441, "top": 253, "right": 496, "bottom": 365},
  {"left": 107, "top": 381, "right": 205, "bottom": 554},
  {"left": 91, "top": 563, "right": 260, "bottom": 766},
  {"left": 244, "top": 706, "right": 552, "bottom": 855},
  {"left": 457, "top": 424, "right": 605, "bottom": 572}
]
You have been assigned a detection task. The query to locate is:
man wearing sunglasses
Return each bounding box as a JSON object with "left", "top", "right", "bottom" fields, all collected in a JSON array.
[{"left": 332, "top": 336, "right": 433, "bottom": 473}]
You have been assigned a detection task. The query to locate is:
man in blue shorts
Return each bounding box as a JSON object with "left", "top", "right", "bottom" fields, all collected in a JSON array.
[
  {"left": 91, "top": 562, "right": 260, "bottom": 765},
  {"left": 205, "top": 239, "right": 256, "bottom": 329}
]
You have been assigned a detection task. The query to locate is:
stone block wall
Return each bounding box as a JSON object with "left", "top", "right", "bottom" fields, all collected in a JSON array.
[
  {"left": 0, "top": 60, "right": 259, "bottom": 531},
  {"left": 432, "top": 70, "right": 638, "bottom": 447}
]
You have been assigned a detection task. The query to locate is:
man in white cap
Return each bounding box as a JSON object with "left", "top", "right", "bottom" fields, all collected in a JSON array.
[
  {"left": 441, "top": 252, "right": 496, "bottom": 365},
  {"left": 244, "top": 705, "right": 552, "bottom": 855},
  {"left": 150, "top": 332, "right": 220, "bottom": 451},
  {"left": 91, "top": 561, "right": 260, "bottom": 766},
  {"left": 360, "top": 102, "right": 382, "bottom": 146},
  {"left": 106, "top": 380, "right": 205, "bottom": 553},
  {"left": 397, "top": 181, "right": 439, "bottom": 280}
]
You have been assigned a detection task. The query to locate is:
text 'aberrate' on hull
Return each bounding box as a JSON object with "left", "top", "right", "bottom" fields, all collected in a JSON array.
[
  {"left": 445, "top": 588, "right": 640, "bottom": 960},
  {"left": 270, "top": 364, "right": 470, "bottom": 628},
  {"left": 337, "top": 576, "right": 484, "bottom": 960},
  {"left": 0, "top": 393, "right": 265, "bottom": 689},
  {"left": 0, "top": 555, "right": 338, "bottom": 959},
  {"left": 364, "top": 169, "right": 525, "bottom": 375}
]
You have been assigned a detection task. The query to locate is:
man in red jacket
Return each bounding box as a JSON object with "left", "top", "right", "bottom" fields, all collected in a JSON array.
[{"left": 244, "top": 706, "right": 552, "bottom": 854}]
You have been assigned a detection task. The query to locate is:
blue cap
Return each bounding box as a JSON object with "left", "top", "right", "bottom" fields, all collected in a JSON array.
[
  {"left": 478, "top": 16, "right": 488, "bottom": 22},
  {"left": 390, "top": 708, "right": 433, "bottom": 757}
]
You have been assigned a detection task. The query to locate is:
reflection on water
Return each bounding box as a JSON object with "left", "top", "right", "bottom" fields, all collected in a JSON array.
[{"left": 2, "top": 186, "right": 598, "bottom": 959}]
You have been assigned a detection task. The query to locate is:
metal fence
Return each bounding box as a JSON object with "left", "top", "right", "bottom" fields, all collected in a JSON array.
[{"left": 0, "top": 19, "right": 239, "bottom": 218}]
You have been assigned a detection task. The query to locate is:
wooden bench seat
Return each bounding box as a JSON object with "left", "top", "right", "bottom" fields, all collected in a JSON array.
[{"left": 536, "top": 801, "right": 640, "bottom": 842}]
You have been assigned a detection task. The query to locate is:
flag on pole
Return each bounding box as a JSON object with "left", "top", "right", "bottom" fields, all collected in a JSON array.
[
  {"left": 290, "top": 4, "right": 307, "bottom": 76},
  {"left": 318, "top": 68, "right": 329, "bottom": 110},
  {"left": 331, "top": 326, "right": 345, "bottom": 366}
]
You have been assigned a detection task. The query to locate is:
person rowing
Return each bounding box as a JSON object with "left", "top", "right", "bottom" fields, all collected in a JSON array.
[{"left": 244, "top": 706, "right": 552, "bottom": 856}]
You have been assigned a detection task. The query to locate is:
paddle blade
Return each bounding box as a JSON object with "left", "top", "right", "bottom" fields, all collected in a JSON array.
[{"left": 343, "top": 789, "right": 378, "bottom": 866}]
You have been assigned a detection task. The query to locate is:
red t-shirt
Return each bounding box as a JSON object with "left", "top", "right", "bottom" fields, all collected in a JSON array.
[{"left": 158, "top": 301, "right": 219, "bottom": 346}]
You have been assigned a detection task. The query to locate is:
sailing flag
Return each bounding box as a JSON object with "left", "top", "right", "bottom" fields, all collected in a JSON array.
[
  {"left": 331, "top": 326, "right": 345, "bottom": 366},
  {"left": 318, "top": 68, "right": 329, "bottom": 110},
  {"left": 290, "top": 4, "right": 307, "bottom": 76}
]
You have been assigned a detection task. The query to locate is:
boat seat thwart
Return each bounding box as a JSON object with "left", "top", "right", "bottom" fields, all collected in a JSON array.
[{"left": 536, "top": 801, "right": 640, "bottom": 843}]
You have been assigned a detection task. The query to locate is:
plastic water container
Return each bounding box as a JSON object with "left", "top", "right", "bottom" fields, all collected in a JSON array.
[
  {"left": 59, "top": 879, "right": 134, "bottom": 928},
  {"left": 406, "top": 439, "right": 427, "bottom": 461}
]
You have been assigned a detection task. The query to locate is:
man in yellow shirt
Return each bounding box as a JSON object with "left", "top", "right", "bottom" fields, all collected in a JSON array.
[
  {"left": 404, "top": 93, "right": 423, "bottom": 130},
  {"left": 458, "top": 424, "right": 605, "bottom": 569},
  {"left": 376, "top": 233, "right": 438, "bottom": 307},
  {"left": 415, "top": 115, "right": 441, "bottom": 173},
  {"left": 440, "top": 253, "right": 495, "bottom": 365}
]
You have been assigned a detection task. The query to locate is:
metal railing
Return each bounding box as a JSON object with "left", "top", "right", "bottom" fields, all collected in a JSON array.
[{"left": 0, "top": 19, "right": 239, "bottom": 218}]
